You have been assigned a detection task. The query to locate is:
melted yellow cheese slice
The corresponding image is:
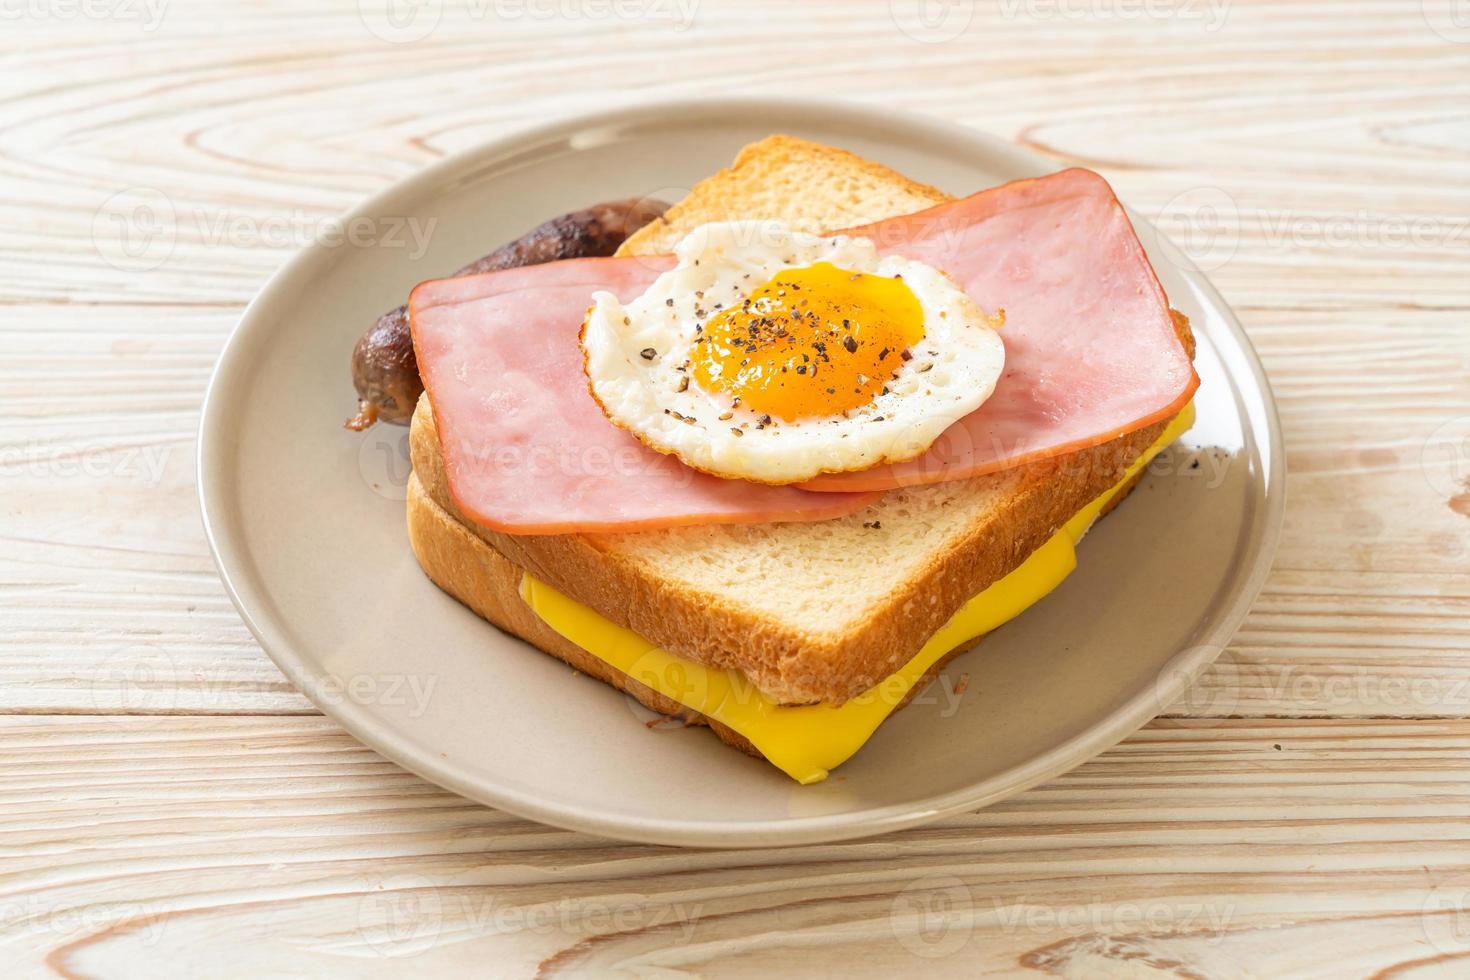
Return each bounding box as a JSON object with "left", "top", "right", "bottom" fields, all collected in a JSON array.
[{"left": 521, "top": 405, "right": 1195, "bottom": 784}]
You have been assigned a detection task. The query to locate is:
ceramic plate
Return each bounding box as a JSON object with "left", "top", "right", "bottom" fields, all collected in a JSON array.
[{"left": 199, "top": 98, "right": 1283, "bottom": 847}]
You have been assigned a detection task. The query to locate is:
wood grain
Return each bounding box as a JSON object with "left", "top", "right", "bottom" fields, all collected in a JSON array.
[
  {"left": 0, "top": 716, "right": 1466, "bottom": 977},
  {"left": 2, "top": 0, "right": 1468, "bottom": 975}
]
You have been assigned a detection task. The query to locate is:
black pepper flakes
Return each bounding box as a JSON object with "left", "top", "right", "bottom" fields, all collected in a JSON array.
[
  {"left": 640, "top": 347, "right": 657, "bottom": 360},
  {"left": 842, "top": 335, "right": 858, "bottom": 354}
]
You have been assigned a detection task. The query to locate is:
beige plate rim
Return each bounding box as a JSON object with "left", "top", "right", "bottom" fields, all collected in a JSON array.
[{"left": 198, "top": 96, "right": 1284, "bottom": 847}]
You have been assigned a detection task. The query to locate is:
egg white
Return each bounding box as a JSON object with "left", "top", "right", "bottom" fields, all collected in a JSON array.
[{"left": 581, "top": 221, "right": 1005, "bottom": 486}]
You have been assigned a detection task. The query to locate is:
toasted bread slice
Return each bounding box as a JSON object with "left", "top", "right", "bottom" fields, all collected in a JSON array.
[
  {"left": 620, "top": 134, "right": 951, "bottom": 255},
  {"left": 407, "top": 452, "right": 1154, "bottom": 763},
  {"left": 406, "top": 473, "right": 997, "bottom": 757},
  {"left": 408, "top": 134, "right": 1194, "bottom": 708}
]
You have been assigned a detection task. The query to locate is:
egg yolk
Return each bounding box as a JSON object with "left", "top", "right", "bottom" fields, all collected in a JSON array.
[{"left": 691, "top": 263, "right": 926, "bottom": 422}]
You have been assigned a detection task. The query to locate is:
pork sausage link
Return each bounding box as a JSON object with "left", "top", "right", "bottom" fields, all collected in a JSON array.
[{"left": 346, "top": 197, "right": 668, "bottom": 429}]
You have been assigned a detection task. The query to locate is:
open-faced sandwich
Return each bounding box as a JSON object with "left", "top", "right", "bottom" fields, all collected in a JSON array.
[{"left": 347, "top": 136, "right": 1199, "bottom": 784}]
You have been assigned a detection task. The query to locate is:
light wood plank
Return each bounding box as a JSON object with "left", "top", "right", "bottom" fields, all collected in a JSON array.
[{"left": 0, "top": 716, "right": 1458, "bottom": 976}]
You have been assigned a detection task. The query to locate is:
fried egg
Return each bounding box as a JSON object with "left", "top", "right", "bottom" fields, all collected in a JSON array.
[{"left": 581, "top": 222, "right": 1005, "bottom": 485}]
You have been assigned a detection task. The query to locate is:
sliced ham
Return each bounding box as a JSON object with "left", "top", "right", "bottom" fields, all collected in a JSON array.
[
  {"left": 801, "top": 168, "right": 1197, "bottom": 491},
  {"left": 410, "top": 167, "right": 1198, "bottom": 533},
  {"left": 410, "top": 257, "right": 882, "bottom": 534}
]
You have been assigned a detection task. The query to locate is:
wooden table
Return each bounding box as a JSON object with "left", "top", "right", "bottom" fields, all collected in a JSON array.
[{"left": 4, "top": 1, "right": 1468, "bottom": 975}]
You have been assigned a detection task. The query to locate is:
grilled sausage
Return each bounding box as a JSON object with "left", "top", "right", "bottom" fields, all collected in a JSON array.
[{"left": 346, "top": 197, "right": 668, "bottom": 429}]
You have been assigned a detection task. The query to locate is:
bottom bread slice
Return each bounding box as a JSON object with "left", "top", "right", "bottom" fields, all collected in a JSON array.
[{"left": 405, "top": 467, "right": 1147, "bottom": 766}]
